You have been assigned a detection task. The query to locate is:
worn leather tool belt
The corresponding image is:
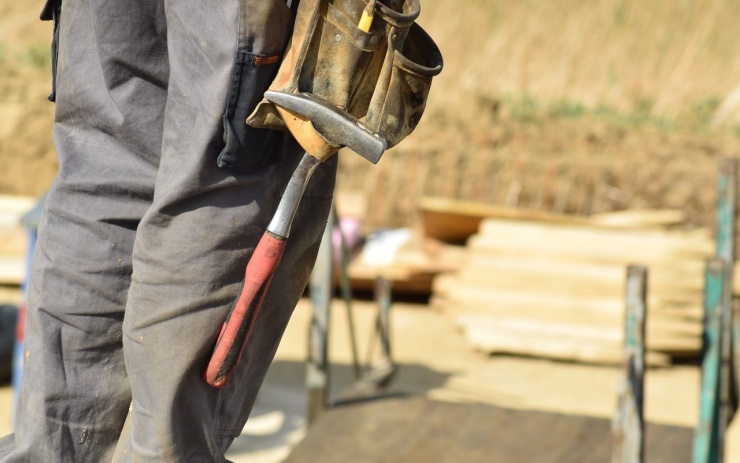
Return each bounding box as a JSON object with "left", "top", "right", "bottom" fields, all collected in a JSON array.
[{"left": 248, "top": 0, "right": 443, "bottom": 155}]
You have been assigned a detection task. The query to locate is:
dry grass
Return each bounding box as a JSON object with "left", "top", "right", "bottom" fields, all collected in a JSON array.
[
  {"left": 3, "top": 0, "right": 740, "bottom": 232},
  {"left": 419, "top": 0, "right": 740, "bottom": 126},
  {"left": 333, "top": 0, "right": 740, "bottom": 231}
]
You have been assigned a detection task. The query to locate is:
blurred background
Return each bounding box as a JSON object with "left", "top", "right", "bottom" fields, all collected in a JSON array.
[
  {"left": 2, "top": 0, "right": 740, "bottom": 461},
  {"left": 4, "top": 0, "right": 740, "bottom": 227}
]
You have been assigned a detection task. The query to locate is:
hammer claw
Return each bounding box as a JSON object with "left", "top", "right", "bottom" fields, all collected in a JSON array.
[{"left": 265, "top": 90, "right": 387, "bottom": 164}]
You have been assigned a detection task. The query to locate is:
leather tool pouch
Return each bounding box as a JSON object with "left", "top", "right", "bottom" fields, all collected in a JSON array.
[{"left": 247, "top": 0, "right": 442, "bottom": 152}]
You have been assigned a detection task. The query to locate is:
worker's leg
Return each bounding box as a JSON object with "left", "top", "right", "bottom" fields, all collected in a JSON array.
[
  {"left": 1, "top": 0, "right": 168, "bottom": 461},
  {"left": 110, "top": 1, "right": 336, "bottom": 461}
]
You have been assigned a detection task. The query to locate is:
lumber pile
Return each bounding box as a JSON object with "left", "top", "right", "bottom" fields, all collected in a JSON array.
[
  {"left": 330, "top": 192, "right": 469, "bottom": 295},
  {"left": 343, "top": 231, "right": 466, "bottom": 295},
  {"left": 0, "top": 195, "right": 36, "bottom": 286},
  {"left": 432, "top": 207, "right": 715, "bottom": 365}
]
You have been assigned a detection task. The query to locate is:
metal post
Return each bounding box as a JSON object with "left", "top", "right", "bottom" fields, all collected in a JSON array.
[
  {"left": 694, "top": 258, "right": 726, "bottom": 463},
  {"left": 375, "top": 277, "right": 393, "bottom": 368},
  {"left": 716, "top": 158, "right": 737, "bottom": 275},
  {"left": 359, "top": 276, "right": 396, "bottom": 389},
  {"left": 716, "top": 159, "right": 739, "bottom": 432},
  {"left": 733, "top": 297, "right": 740, "bottom": 424},
  {"left": 333, "top": 207, "right": 361, "bottom": 380},
  {"left": 306, "top": 202, "right": 334, "bottom": 424},
  {"left": 715, "top": 158, "right": 738, "bottom": 462},
  {"left": 612, "top": 265, "right": 647, "bottom": 463}
]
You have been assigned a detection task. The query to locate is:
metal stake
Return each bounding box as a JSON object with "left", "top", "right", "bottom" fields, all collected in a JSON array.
[
  {"left": 612, "top": 265, "right": 647, "bottom": 463},
  {"left": 306, "top": 202, "right": 334, "bottom": 424},
  {"left": 694, "top": 258, "right": 726, "bottom": 463},
  {"left": 716, "top": 159, "right": 739, "bottom": 432}
]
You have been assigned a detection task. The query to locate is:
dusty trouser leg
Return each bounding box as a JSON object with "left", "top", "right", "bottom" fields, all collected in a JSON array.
[
  {"left": 110, "top": 1, "right": 337, "bottom": 462},
  {"left": 115, "top": 145, "right": 335, "bottom": 462},
  {"left": 1, "top": 0, "right": 169, "bottom": 462}
]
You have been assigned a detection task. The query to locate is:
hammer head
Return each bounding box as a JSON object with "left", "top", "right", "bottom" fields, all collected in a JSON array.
[{"left": 265, "top": 90, "right": 388, "bottom": 164}]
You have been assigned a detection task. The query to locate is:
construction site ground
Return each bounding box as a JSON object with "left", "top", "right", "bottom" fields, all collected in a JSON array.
[
  {"left": 6, "top": 0, "right": 740, "bottom": 460},
  {"left": 1, "top": 291, "right": 739, "bottom": 462}
]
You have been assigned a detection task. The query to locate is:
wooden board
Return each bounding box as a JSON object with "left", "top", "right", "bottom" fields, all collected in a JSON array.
[
  {"left": 435, "top": 275, "right": 702, "bottom": 316},
  {"left": 471, "top": 222, "right": 712, "bottom": 265},
  {"left": 420, "top": 196, "right": 689, "bottom": 244},
  {"left": 0, "top": 195, "right": 36, "bottom": 229},
  {"left": 0, "top": 195, "right": 35, "bottom": 286},
  {"left": 420, "top": 196, "right": 593, "bottom": 243},
  {"left": 342, "top": 238, "right": 466, "bottom": 295},
  {"left": 432, "top": 212, "right": 712, "bottom": 363},
  {"left": 462, "top": 323, "right": 675, "bottom": 365},
  {"left": 284, "top": 396, "right": 693, "bottom": 463},
  {"left": 0, "top": 257, "right": 25, "bottom": 286},
  {"left": 455, "top": 315, "right": 699, "bottom": 362}
]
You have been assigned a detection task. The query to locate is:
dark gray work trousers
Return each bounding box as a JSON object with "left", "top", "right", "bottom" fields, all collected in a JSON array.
[{"left": 0, "top": 0, "right": 336, "bottom": 461}]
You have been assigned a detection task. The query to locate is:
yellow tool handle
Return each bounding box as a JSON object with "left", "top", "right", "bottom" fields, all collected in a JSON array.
[{"left": 358, "top": 0, "right": 377, "bottom": 32}]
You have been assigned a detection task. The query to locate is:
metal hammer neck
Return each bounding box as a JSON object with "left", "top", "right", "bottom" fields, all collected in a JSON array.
[{"left": 267, "top": 153, "right": 321, "bottom": 239}]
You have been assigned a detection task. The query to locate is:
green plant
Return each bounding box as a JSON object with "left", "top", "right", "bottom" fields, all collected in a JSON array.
[
  {"left": 733, "top": 125, "right": 740, "bottom": 139},
  {"left": 506, "top": 93, "right": 540, "bottom": 122},
  {"left": 680, "top": 96, "right": 722, "bottom": 130},
  {"left": 17, "top": 44, "right": 51, "bottom": 69},
  {"left": 548, "top": 99, "right": 587, "bottom": 119}
]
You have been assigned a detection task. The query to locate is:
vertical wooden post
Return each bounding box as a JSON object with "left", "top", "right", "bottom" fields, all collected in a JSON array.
[
  {"left": 612, "top": 265, "right": 647, "bottom": 463},
  {"left": 694, "top": 258, "right": 726, "bottom": 463},
  {"left": 306, "top": 203, "right": 334, "bottom": 424}
]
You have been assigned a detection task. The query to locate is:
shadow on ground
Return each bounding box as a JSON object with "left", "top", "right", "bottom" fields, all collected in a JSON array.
[
  {"left": 284, "top": 396, "right": 694, "bottom": 463},
  {"left": 225, "top": 359, "right": 452, "bottom": 461}
]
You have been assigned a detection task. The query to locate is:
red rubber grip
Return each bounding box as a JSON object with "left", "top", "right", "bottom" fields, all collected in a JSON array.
[{"left": 204, "top": 232, "right": 286, "bottom": 388}]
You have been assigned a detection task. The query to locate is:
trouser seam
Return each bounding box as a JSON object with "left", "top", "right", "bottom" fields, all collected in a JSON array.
[{"left": 215, "top": 428, "right": 242, "bottom": 439}]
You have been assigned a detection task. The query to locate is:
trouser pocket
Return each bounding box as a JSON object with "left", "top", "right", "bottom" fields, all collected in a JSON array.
[
  {"left": 40, "top": 0, "right": 62, "bottom": 102},
  {"left": 217, "top": 0, "right": 294, "bottom": 170},
  {"left": 218, "top": 52, "right": 283, "bottom": 169}
]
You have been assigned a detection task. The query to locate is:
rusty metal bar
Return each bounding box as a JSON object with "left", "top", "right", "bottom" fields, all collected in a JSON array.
[
  {"left": 715, "top": 158, "right": 738, "bottom": 462},
  {"left": 612, "top": 265, "right": 647, "bottom": 463},
  {"left": 716, "top": 159, "right": 737, "bottom": 272},
  {"left": 694, "top": 258, "right": 726, "bottom": 463},
  {"left": 375, "top": 277, "right": 393, "bottom": 362},
  {"left": 716, "top": 159, "right": 739, "bottom": 433},
  {"left": 360, "top": 276, "right": 396, "bottom": 389},
  {"left": 333, "top": 206, "right": 361, "bottom": 380}
]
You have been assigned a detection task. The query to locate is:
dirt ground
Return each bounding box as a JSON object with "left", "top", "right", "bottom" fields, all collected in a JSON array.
[
  {"left": 2, "top": 2, "right": 740, "bottom": 231},
  {"left": 2, "top": 296, "right": 739, "bottom": 462}
]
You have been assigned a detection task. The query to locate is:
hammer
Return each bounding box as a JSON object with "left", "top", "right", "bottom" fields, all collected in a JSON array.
[{"left": 204, "top": 91, "right": 387, "bottom": 388}]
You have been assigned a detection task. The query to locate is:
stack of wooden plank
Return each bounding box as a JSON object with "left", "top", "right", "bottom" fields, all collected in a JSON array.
[
  {"left": 0, "top": 195, "right": 35, "bottom": 287},
  {"left": 344, "top": 234, "right": 467, "bottom": 295},
  {"left": 432, "top": 208, "right": 714, "bottom": 365},
  {"left": 329, "top": 191, "right": 464, "bottom": 295}
]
